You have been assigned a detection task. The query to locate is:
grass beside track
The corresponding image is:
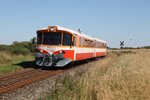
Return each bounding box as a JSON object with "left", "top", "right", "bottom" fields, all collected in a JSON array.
[
  {"left": 0, "top": 51, "right": 34, "bottom": 74},
  {"left": 43, "top": 49, "right": 150, "bottom": 100}
]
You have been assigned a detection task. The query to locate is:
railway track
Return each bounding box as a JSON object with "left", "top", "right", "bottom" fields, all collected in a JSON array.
[
  {"left": 0, "top": 68, "right": 37, "bottom": 81},
  {"left": 0, "top": 68, "right": 63, "bottom": 94},
  {"left": 0, "top": 57, "right": 105, "bottom": 94}
]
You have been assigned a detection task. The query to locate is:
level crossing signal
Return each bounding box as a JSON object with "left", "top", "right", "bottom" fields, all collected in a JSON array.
[{"left": 120, "top": 41, "right": 124, "bottom": 49}]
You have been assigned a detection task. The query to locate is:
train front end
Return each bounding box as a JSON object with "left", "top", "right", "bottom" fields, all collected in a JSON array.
[{"left": 34, "top": 26, "right": 74, "bottom": 67}]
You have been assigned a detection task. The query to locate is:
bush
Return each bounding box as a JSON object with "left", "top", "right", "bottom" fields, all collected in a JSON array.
[
  {"left": 0, "top": 45, "right": 8, "bottom": 51},
  {"left": 142, "top": 46, "right": 150, "bottom": 49},
  {"left": 10, "top": 42, "right": 31, "bottom": 55},
  {"left": 0, "top": 41, "right": 34, "bottom": 55}
]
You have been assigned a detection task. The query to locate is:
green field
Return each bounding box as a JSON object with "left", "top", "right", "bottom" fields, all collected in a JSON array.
[
  {"left": 0, "top": 51, "right": 34, "bottom": 74},
  {"left": 0, "top": 42, "right": 35, "bottom": 74}
]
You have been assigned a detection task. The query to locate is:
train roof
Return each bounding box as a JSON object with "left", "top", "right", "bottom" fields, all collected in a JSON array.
[{"left": 38, "top": 25, "right": 107, "bottom": 44}]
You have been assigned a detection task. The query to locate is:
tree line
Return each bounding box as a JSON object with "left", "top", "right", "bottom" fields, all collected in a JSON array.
[{"left": 0, "top": 37, "right": 36, "bottom": 55}]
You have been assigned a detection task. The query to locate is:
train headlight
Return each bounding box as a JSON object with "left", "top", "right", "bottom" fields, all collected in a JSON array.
[
  {"left": 39, "top": 49, "right": 49, "bottom": 54},
  {"left": 50, "top": 27, "right": 54, "bottom": 31},
  {"left": 47, "top": 26, "right": 57, "bottom": 32},
  {"left": 53, "top": 50, "right": 65, "bottom": 54},
  {"left": 58, "top": 50, "right": 62, "bottom": 53},
  {"left": 59, "top": 50, "right": 65, "bottom": 54},
  {"left": 40, "top": 49, "right": 43, "bottom": 53}
]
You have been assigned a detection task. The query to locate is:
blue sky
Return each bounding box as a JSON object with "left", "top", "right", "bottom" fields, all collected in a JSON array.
[{"left": 0, "top": 0, "right": 150, "bottom": 48}]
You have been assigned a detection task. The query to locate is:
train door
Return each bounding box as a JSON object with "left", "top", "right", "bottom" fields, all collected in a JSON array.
[
  {"left": 73, "top": 35, "right": 77, "bottom": 61},
  {"left": 94, "top": 40, "right": 96, "bottom": 57}
]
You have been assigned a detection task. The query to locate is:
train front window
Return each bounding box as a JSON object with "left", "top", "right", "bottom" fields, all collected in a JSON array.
[
  {"left": 37, "top": 32, "right": 61, "bottom": 45},
  {"left": 43, "top": 32, "right": 61, "bottom": 45}
]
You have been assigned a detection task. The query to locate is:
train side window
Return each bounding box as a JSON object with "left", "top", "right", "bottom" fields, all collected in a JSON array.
[
  {"left": 79, "top": 37, "right": 82, "bottom": 47},
  {"left": 73, "top": 36, "right": 76, "bottom": 46},
  {"left": 63, "top": 33, "right": 72, "bottom": 46}
]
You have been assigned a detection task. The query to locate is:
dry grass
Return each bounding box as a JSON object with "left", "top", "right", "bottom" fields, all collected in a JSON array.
[
  {"left": 0, "top": 51, "right": 12, "bottom": 64},
  {"left": 0, "top": 51, "right": 24, "bottom": 64},
  {"left": 78, "top": 49, "right": 150, "bottom": 100},
  {"left": 45, "top": 49, "right": 150, "bottom": 100}
]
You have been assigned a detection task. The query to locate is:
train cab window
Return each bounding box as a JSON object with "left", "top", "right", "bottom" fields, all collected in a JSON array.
[
  {"left": 43, "top": 32, "right": 61, "bottom": 45},
  {"left": 63, "top": 33, "right": 72, "bottom": 46},
  {"left": 37, "top": 32, "right": 42, "bottom": 44}
]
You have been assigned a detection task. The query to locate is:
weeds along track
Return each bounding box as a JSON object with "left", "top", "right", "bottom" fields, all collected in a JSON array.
[{"left": 0, "top": 68, "right": 63, "bottom": 94}]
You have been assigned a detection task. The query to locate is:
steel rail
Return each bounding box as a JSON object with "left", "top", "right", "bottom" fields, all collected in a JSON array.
[
  {"left": 0, "top": 68, "right": 38, "bottom": 81},
  {"left": 0, "top": 70, "right": 62, "bottom": 93}
]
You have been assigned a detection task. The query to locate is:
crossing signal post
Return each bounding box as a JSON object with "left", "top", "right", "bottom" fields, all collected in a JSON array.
[{"left": 120, "top": 41, "right": 124, "bottom": 50}]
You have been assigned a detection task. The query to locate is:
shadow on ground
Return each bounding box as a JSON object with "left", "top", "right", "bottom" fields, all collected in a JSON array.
[
  {"left": 15, "top": 61, "right": 62, "bottom": 70},
  {"left": 16, "top": 61, "right": 38, "bottom": 69},
  {"left": 16, "top": 57, "right": 104, "bottom": 70}
]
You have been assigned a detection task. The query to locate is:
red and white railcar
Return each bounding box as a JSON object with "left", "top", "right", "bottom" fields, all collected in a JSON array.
[{"left": 34, "top": 25, "right": 107, "bottom": 67}]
